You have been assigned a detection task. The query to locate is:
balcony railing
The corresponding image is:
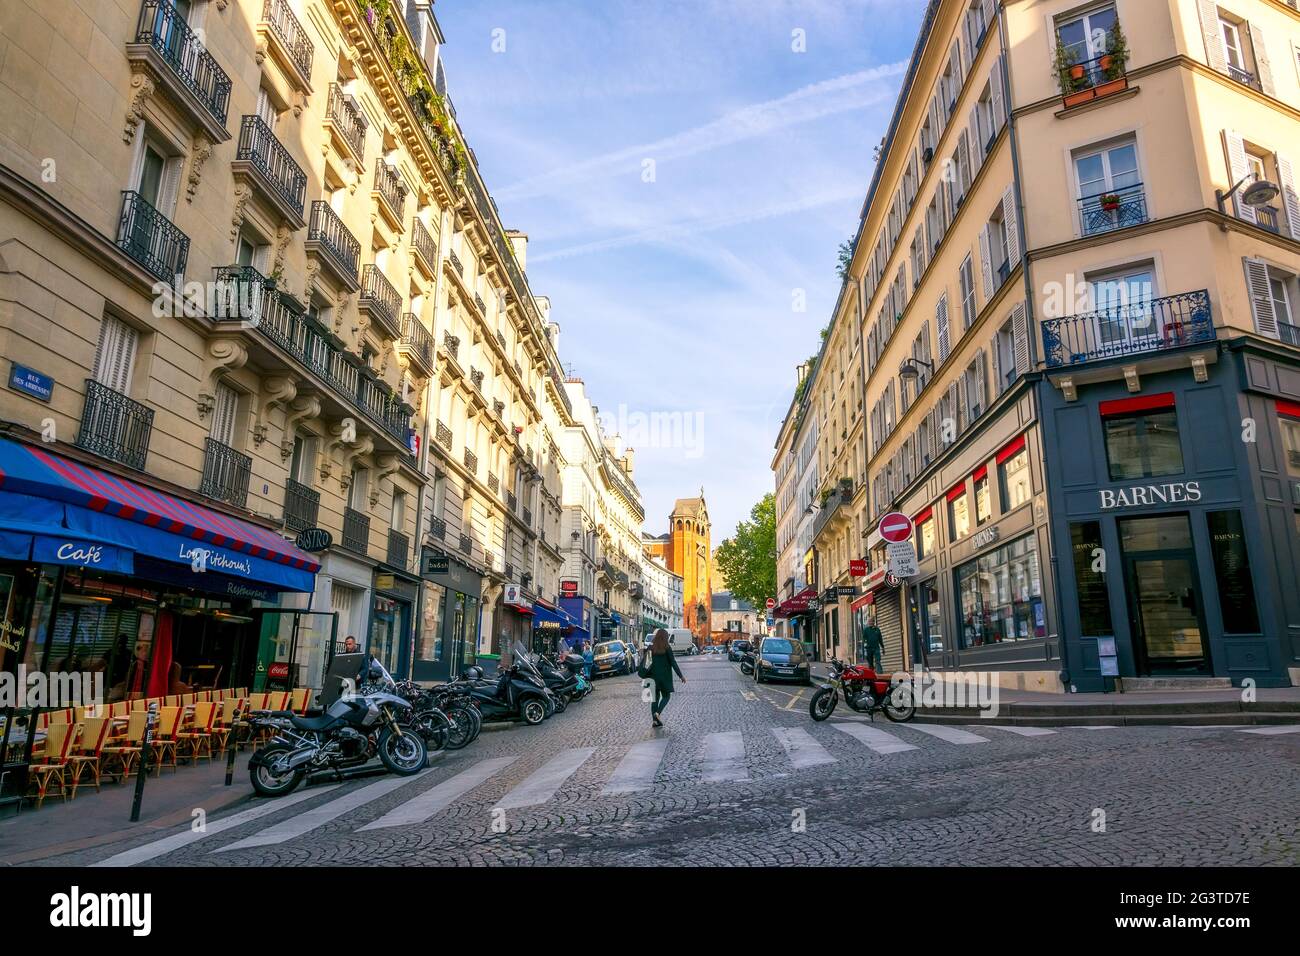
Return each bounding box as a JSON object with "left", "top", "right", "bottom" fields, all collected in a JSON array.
[
  {"left": 996, "top": 258, "right": 1010, "bottom": 290},
  {"left": 283, "top": 477, "right": 320, "bottom": 533},
  {"left": 435, "top": 420, "right": 453, "bottom": 450},
  {"left": 387, "top": 529, "right": 410, "bottom": 570},
  {"left": 443, "top": 332, "right": 460, "bottom": 361},
  {"left": 76, "top": 380, "right": 153, "bottom": 471},
  {"left": 1059, "top": 51, "right": 1128, "bottom": 108},
  {"left": 117, "top": 190, "right": 189, "bottom": 281},
  {"left": 1226, "top": 64, "right": 1259, "bottom": 91},
  {"left": 198, "top": 437, "right": 252, "bottom": 508},
  {"left": 507, "top": 491, "right": 517, "bottom": 512},
  {"left": 1280, "top": 322, "right": 1300, "bottom": 347},
  {"left": 373, "top": 162, "right": 406, "bottom": 220},
  {"left": 1254, "top": 206, "right": 1282, "bottom": 234},
  {"left": 308, "top": 200, "right": 361, "bottom": 284},
  {"left": 464, "top": 449, "right": 478, "bottom": 474},
  {"left": 523, "top": 507, "right": 532, "bottom": 526},
  {"left": 411, "top": 218, "right": 437, "bottom": 275},
  {"left": 1042, "top": 289, "right": 1215, "bottom": 368},
  {"left": 236, "top": 114, "right": 306, "bottom": 218},
  {"left": 430, "top": 516, "right": 447, "bottom": 540},
  {"left": 360, "top": 264, "right": 402, "bottom": 337},
  {"left": 1079, "top": 183, "right": 1147, "bottom": 237},
  {"left": 488, "top": 473, "right": 499, "bottom": 494},
  {"left": 474, "top": 293, "right": 487, "bottom": 314},
  {"left": 134, "top": 0, "right": 231, "bottom": 127},
  {"left": 260, "top": 0, "right": 313, "bottom": 80},
  {"left": 342, "top": 507, "right": 370, "bottom": 554},
  {"left": 399, "top": 314, "right": 434, "bottom": 371},
  {"left": 813, "top": 479, "right": 854, "bottom": 540},
  {"left": 448, "top": 250, "right": 463, "bottom": 276},
  {"left": 458, "top": 533, "right": 472, "bottom": 555},
  {"left": 326, "top": 83, "right": 367, "bottom": 160},
  {"left": 470, "top": 368, "right": 484, "bottom": 391}
]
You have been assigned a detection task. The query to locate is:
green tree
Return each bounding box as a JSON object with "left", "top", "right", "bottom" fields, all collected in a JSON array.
[
  {"left": 715, "top": 494, "right": 777, "bottom": 611},
  {"left": 835, "top": 238, "right": 853, "bottom": 281}
]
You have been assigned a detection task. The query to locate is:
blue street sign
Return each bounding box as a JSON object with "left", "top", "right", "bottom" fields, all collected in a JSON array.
[{"left": 8, "top": 363, "right": 53, "bottom": 402}]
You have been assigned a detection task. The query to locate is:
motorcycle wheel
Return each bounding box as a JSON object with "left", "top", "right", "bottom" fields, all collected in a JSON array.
[
  {"left": 414, "top": 708, "right": 451, "bottom": 753},
  {"left": 521, "top": 698, "right": 547, "bottom": 725},
  {"left": 883, "top": 685, "right": 917, "bottom": 723},
  {"left": 249, "top": 743, "right": 304, "bottom": 798},
  {"left": 464, "top": 704, "right": 484, "bottom": 741},
  {"left": 377, "top": 726, "right": 428, "bottom": 775},
  {"left": 809, "top": 688, "right": 838, "bottom": 722},
  {"left": 553, "top": 693, "right": 568, "bottom": 713},
  {"left": 442, "top": 707, "right": 474, "bottom": 750}
]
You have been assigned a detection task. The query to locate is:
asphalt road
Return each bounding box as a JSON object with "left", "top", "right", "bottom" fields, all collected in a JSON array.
[{"left": 29, "top": 655, "right": 1300, "bottom": 866}]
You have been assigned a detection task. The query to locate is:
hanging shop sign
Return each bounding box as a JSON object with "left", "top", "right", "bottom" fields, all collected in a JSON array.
[
  {"left": 849, "top": 559, "right": 867, "bottom": 577},
  {"left": 295, "top": 528, "right": 333, "bottom": 553}
]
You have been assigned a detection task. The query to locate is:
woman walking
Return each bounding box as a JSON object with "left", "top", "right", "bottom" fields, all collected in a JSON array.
[{"left": 646, "top": 628, "right": 685, "bottom": 728}]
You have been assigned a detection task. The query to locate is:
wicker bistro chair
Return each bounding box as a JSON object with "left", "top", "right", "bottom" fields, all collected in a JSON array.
[
  {"left": 289, "top": 688, "right": 311, "bottom": 715},
  {"left": 101, "top": 712, "right": 148, "bottom": 782},
  {"left": 27, "top": 722, "right": 75, "bottom": 808},
  {"left": 66, "top": 717, "right": 112, "bottom": 796},
  {"left": 210, "top": 698, "right": 244, "bottom": 755},
  {"left": 151, "top": 707, "right": 184, "bottom": 773},
  {"left": 177, "top": 702, "right": 217, "bottom": 763}
]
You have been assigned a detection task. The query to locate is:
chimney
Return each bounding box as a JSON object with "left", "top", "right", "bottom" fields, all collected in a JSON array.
[
  {"left": 622, "top": 448, "right": 635, "bottom": 476},
  {"left": 796, "top": 362, "right": 809, "bottom": 388},
  {"left": 507, "top": 230, "right": 528, "bottom": 271},
  {"left": 546, "top": 321, "right": 560, "bottom": 350}
]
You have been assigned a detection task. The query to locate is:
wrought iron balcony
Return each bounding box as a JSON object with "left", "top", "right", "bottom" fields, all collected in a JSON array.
[
  {"left": 342, "top": 506, "right": 370, "bottom": 554},
  {"left": 283, "top": 477, "right": 320, "bottom": 533},
  {"left": 199, "top": 437, "right": 252, "bottom": 508},
  {"left": 474, "top": 293, "right": 487, "bottom": 314},
  {"left": 235, "top": 114, "right": 307, "bottom": 222},
  {"left": 813, "top": 479, "right": 854, "bottom": 540},
  {"left": 259, "top": 0, "right": 313, "bottom": 82},
  {"left": 1226, "top": 64, "right": 1259, "bottom": 91},
  {"left": 464, "top": 449, "right": 478, "bottom": 474},
  {"left": 505, "top": 562, "right": 514, "bottom": 580},
  {"left": 117, "top": 190, "right": 189, "bottom": 281},
  {"left": 1042, "top": 288, "right": 1215, "bottom": 368},
  {"left": 76, "top": 380, "right": 153, "bottom": 471},
  {"left": 495, "top": 330, "right": 507, "bottom": 351},
  {"left": 448, "top": 249, "right": 463, "bottom": 276},
  {"left": 507, "top": 491, "right": 518, "bottom": 512},
  {"left": 459, "top": 533, "right": 472, "bottom": 555},
  {"left": 307, "top": 200, "right": 361, "bottom": 287},
  {"left": 1254, "top": 206, "right": 1282, "bottom": 234},
  {"left": 373, "top": 162, "right": 406, "bottom": 225},
  {"left": 133, "top": 0, "right": 231, "bottom": 129},
  {"left": 326, "top": 83, "right": 367, "bottom": 161},
  {"left": 387, "top": 529, "right": 410, "bottom": 570},
  {"left": 996, "top": 258, "right": 1010, "bottom": 290},
  {"left": 470, "top": 368, "right": 484, "bottom": 391},
  {"left": 398, "top": 314, "right": 434, "bottom": 374},
  {"left": 360, "top": 264, "right": 402, "bottom": 338},
  {"left": 430, "top": 515, "right": 447, "bottom": 540},
  {"left": 1079, "top": 183, "right": 1147, "bottom": 237},
  {"left": 488, "top": 473, "right": 499, "bottom": 494},
  {"left": 1280, "top": 322, "right": 1300, "bottom": 347},
  {"left": 211, "top": 264, "right": 266, "bottom": 322},
  {"left": 411, "top": 218, "right": 438, "bottom": 277},
  {"left": 435, "top": 420, "right": 453, "bottom": 450},
  {"left": 523, "top": 507, "right": 532, "bottom": 526},
  {"left": 1059, "top": 50, "right": 1129, "bottom": 108},
  {"left": 442, "top": 332, "right": 460, "bottom": 361}
]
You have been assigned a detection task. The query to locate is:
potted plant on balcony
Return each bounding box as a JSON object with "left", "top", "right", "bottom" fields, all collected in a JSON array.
[
  {"left": 1099, "top": 192, "right": 1122, "bottom": 212},
  {"left": 263, "top": 265, "right": 283, "bottom": 292},
  {"left": 1054, "top": 40, "right": 1092, "bottom": 106},
  {"left": 1095, "top": 23, "right": 1129, "bottom": 96}
]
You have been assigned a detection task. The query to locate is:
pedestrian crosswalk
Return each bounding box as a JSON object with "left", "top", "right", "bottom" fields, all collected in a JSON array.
[{"left": 92, "top": 721, "right": 1299, "bottom": 865}]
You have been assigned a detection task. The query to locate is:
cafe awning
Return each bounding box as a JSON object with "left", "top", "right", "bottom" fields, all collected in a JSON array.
[{"left": 0, "top": 437, "right": 320, "bottom": 592}]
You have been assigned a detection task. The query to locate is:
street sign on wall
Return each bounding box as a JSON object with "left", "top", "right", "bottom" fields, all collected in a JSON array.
[
  {"left": 879, "top": 512, "right": 914, "bottom": 543},
  {"left": 885, "top": 540, "right": 918, "bottom": 578}
]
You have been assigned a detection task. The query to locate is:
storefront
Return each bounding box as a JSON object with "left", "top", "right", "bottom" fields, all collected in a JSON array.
[
  {"left": 559, "top": 594, "right": 594, "bottom": 649},
  {"left": 1043, "top": 350, "right": 1300, "bottom": 690},
  {"left": 492, "top": 583, "right": 533, "bottom": 658},
  {"left": 371, "top": 569, "right": 418, "bottom": 678},
  {"left": 773, "top": 586, "right": 817, "bottom": 659},
  {"left": 413, "top": 547, "right": 481, "bottom": 683},
  {"left": 532, "top": 599, "right": 579, "bottom": 655},
  {"left": 853, "top": 572, "right": 906, "bottom": 674}
]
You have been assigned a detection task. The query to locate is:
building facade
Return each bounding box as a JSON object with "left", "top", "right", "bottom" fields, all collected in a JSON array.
[
  {"left": 772, "top": 364, "right": 821, "bottom": 653},
  {"left": 776, "top": 0, "right": 1300, "bottom": 691},
  {"left": 647, "top": 495, "right": 712, "bottom": 643},
  {"left": 639, "top": 543, "right": 684, "bottom": 635},
  {"left": 711, "top": 591, "right": 766, "bottom": 644}
]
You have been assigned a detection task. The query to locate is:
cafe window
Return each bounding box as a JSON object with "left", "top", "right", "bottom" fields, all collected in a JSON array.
[
  {"left": 947, "top": 483, "right": 970, "bottom": 542},
  {"left": 974, "top": 467, "right": 992, "bottom": 524},
  {"left": 1069, "top": 521, "right": 1113, "bottom": 637},
  {"left": 956, "top": 534, "right": 1045, "bottom": 649},
  {"left": 916, "top": 509, "right": 937, "bottom": 560},
  {"left": 997, "top": 436, "right": 1031, "bottom": 513},
  {"left": 1101, "top": 394, "right": 1184, "bottom": 481},
  {"left": 1207, "top": 510, "right": 1260, "bottom": 634}
]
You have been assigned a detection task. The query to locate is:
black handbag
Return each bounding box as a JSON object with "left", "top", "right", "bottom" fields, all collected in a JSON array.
[{"left": 636, "top": 648, "right": 653, "bottom": 679}]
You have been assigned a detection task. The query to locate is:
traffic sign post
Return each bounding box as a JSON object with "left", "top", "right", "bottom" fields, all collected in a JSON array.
[
  {"left": 879, "top": 512, "right": 914, "bottom": 543},
  {"left": 879, "top": 512, "right": 918, "bottom": 579},
  {"left": 765, "top": 598, "right": 776, "bottom": 610}
]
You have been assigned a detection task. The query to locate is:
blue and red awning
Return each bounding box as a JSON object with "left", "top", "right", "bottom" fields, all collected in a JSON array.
[{"left": 0, "top": 437, "right": 319, "bottom": 592}]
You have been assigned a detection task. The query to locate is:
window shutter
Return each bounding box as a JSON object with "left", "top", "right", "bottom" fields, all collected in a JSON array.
[
  {"left": 956, "top": 372, "right": 969, "bottom": 432},
  {"left": 1275, "top": 154, "right": 1300, "bottom": 241},
  {"left": 210, "top": 381, "right": 238, "bottom": 446},
  {"left": 1012, "top": 303, "right": 1031, "bottom": 374},
  {"left": 937, "top": 294, "right": 951, "bottom": 362},
  {"left": 991, "top": 334, "right": 1002, "bottom": 396},
  {"left": 974, "top": 350, "right": 987, "bottom": 418},
  {"left": 946, "top": 382, "right": 960, "bottom": 443},
  {"left": 957, "top": 130, "right": 971, "bottom": 197},
  {"left": 1243, "top": 257, "right": 1279, "bottom": 338},
  {"left": 979, "top": 225, "right": 993, "bottom": 299},
  {"left": 968, "top": 107, "right": 982, "bottom": 175},
  {"left": 1002, "top": 185, "right": 1021, "bottom": 268},
  {"left": 951, "top": 39, "right": 964, "bottom": 88},
  {"left": 1196, "top": 0, "right": 1228, "bottom": 74},
  {"left": 1222, "top": 131, "right": 1257, "bottom": 224},
  {"left": 256, "top": 87, "right": 276, "bottom": 129},
  {"left": 92, "top": 315, "right": 138, "bottom": 394},
  {"left": 158, "top": 155, "right": 183, "bottom": 217},
  {"left": 1248, "top": 23, "right": 1274, "bottom": 96},
  {"left": 927, "top": 408, "right": 939, "bottom": 460},
  {"left": 990, "top": 57, "right": 1005, "bottom": 131},
  {"left": 981, "top": 0, "right": 995, "bottom": 35}
]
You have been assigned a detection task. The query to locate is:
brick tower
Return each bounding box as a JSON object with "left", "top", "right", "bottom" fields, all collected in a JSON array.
[{"left": 666, "top": 492, "right": 712, "bottom": 643}]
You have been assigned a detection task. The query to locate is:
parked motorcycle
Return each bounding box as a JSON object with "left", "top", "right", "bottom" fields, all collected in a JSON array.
[
  {"left": 739, "top": 647, "right": 755, "bottom": 676},
  {"left": 808, "top": 658, "right": 917, "bottom": 722},
  {"left": 537, "top": 652, "right": 591, "bottom": 706},
  {"left": 247, "top": 657, "right": 427, "bottom": 797},
  {"left": 461, "top": 644, "right": 554, "bottom": 726}
]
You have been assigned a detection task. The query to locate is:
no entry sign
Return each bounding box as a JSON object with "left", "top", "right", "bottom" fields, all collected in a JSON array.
[
  {"left": 765, "top": 598, "right": 776, "bottom": 609},
  {"left": 878, "top": 512, "right": 914, "bottom": 543}
]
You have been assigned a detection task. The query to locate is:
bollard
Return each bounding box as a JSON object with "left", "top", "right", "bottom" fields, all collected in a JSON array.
[
  {"left": 224, "top": 705, "right": 244, "bottom": 787},
  {"left": 129, "top": 701, "right": 158, "bottom": 823}
]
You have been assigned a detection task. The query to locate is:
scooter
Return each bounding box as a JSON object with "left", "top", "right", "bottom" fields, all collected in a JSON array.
[{"left": 460, "top": 646, "right": 554, "bottom": 726}]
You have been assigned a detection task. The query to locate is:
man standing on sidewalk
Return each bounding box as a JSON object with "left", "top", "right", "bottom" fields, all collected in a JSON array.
[{"left": 861, "top": 614, "right": 884, "bottom": 672}]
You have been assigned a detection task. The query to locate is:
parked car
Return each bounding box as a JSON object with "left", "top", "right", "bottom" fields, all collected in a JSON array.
[
  {"left": 728, "top": 639, "right": 752, "bottom": 662},
  {"left": 592, "top": 640, "right": 633, "bottom": 677},
  {"left": 752, "top": 637, "right": 811, "bottom": 685}
]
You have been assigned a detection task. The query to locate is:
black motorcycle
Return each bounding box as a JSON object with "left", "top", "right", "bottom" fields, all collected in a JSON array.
[
  {"left": 247, "top": 657, "right": 426, "bottom": 798},
  {"left": 462, "top": 644, "right": 554, "bottom": 726}
]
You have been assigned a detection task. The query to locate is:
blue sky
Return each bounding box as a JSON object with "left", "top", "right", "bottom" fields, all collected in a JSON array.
[{"left": 436, "top": 0, "right": 928, "bottom": 540}]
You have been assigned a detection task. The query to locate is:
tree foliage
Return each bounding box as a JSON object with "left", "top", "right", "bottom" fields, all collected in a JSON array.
[
  {"left": 714, "top": 494, "right": 777, "bottom": 611},
  {"left": 835, "top": 238, "right": 853, "bottom": 281}
]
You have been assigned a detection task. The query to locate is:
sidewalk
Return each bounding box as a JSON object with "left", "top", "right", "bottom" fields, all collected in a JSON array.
[{"left": 0, "top": 752, "right": 257, "bottom": 865}]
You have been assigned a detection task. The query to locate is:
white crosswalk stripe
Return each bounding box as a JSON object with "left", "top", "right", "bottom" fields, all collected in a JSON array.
[
  {"left": 361, "top": 756, "right": 518, "bottom": 830},
  {"left": 602, "top": 739, "right": 669, "bottom": 795},
  {"left": 900, "top": 723, "right": 989, "bottom": 745},
  {"left": 831, "top": 722, "right": 918, "bottom": 754},
  {"left": 93, "top": 784, "right": 338, "bottom": 867},
  {"left": 496, "top": 747, "right": 595, "bottom": 809},
  {"left": 977, "top": 725, "right": 1058, "bottom": 737},
  {"left": 218, "top": 770, "right": 432, "bottom": 851},
  {"left": 701, "top": 731, "right": 749, "bottom": 782},
  {"left": 772, "top": 726, "right": 836, "bottom": 768},
  {"left": 1238, "top": 725, "right": 1300, "bottom": 735}
]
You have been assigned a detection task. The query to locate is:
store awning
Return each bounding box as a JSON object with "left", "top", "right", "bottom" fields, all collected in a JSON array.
[
  {"left": 0, "top": 438, "right": 320, "bottom": 592},
  {"left": 532, "top": 603, "right": 581, "bottom": 631}
]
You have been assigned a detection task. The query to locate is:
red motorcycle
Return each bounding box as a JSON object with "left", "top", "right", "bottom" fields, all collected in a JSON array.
[{"left": 808, "top": 658, "right": 916, "bottom": 722}]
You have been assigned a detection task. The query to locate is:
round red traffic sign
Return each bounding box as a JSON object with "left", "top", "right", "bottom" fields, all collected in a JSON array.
[
  {"left": 765, "top": 598, "right": 776, "bottom": 609},
  {"left": 878, "top": 512, "right": 914, "bottom": 543}
]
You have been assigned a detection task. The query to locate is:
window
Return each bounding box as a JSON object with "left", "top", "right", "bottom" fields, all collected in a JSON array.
[
  {"left": 349, "top": 468, "right": 369, "bottom": 510},
  {"left": 92, "top": 314, "right": 139, "bottom": 394},
  {"left": 255, "top": 86, "right": 278, "bottom": 130},
  {"left": 1278, "top": 407, "right": 1300, "bottom": 479},
  {"left": 1101, "top": 396, "right": 1184, "bottom": 481},
  {"left": 1069, "top": 521, "right": 1113, "bottom": 636},
  {"left": 1207, "top": 510, "right": 1260, "bottom": 634},
  {"left": 209, "top": 381, "right": 238, "bottom": 446},
  {"left": 974, "top": 467, "right": 991, "bottom": 524},
  {"left": 921, "top": 578, "right": 944, "bottom": 654},
  {"left": 392, "top": 489, "right": 408, "bottom": 532},
  {"left": 1245, "top": 259, "right": 1299, "bottom": 341},
  {"left": 959, "top": 255, "right": 976, "bottom": 330},
  {"left": 1075, "top": 138, "right": 1142, "bottom": 235},
  {"left": 1270, "top": 274, "right": 1294, "bottom": 328},
  {"left": 947, "top": 484, "right": 970, "bottom": 542},
  {"left": 1057, "top": 4, "right": 1118, "bottom": 75},
  {"left": 130, "top": 131, "right": 182, "bottom": 216},
  {"left": 964, "top": 353, "right": 986, "bottom": 420},
  {"left": 1220, "top": 17, "right": 1246, "bottom": 74},
  {"left": 1089, "top": 267, "right": 1156, "bottom": 349},
  {"left": 289, "top": 433, "right": 316, "bottom": 485},
  {"left": 997, "top": 437, "right": 1030, "bottom": 512},
  {"left": 956, "top": 534, "right": 1044, "bottom": 648},
  {"left": 994, "top": 319, "right": 1016, "bottom": 393},
  {"left": 916, "top": 509, "right": 936, "bottom": 561}
]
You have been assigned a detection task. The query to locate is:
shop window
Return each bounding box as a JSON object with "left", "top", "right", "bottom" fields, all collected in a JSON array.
[
  {"left": 1280, "top": 407, "right": 1300, "bottom": 478},
  {"left": 1101, "top": 395, "right": 1184, "bottom": 481},
  {"left": 1069, "top": 521, "right": 1113, "bottom": 637},
  {"left": 947, "top": 483, "right": 970, "bottom": 542},
  {"left": 1206, "top": 510, "right": 1260, "bottom": 634},
  {"left": 921, "top": 579, "right": 944, "bottom": 653},
  {"left": 956, "top": 533, "right": 1044, "bottom": 648},
  {"left": 974, "top": 466, "right": 991, "bottom": 524},
  {"left": 997, "top": 436, "right": 1030, "bottom": 513},
  {"left": 916, "top": 509, "right": 936, "bottom": 560}
]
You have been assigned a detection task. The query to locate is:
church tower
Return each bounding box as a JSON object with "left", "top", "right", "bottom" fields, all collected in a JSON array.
[{"left": 666, "top": 491, "right": 712, "bottom": 643}]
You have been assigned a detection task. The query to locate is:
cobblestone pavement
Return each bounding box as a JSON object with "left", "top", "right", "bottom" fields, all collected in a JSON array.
[{"left": 25, "top": 657, "right": 1300, "bottom": 867}]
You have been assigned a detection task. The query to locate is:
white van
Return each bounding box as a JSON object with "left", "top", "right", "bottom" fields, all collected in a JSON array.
[{"left": 663, "top": 628, "right": 698, "bottom": 655}]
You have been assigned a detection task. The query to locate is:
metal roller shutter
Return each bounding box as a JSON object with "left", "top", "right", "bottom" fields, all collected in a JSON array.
[{"left": 875, "top": 589, "right": 906, "bottom": 674}]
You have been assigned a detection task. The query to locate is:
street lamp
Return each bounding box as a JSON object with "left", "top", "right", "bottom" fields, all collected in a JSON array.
[
  {"left": 1216, "top": 175, "right": 1280, "bottom": 216},
  {"left": 898, "top": 357, "right": 934, "bottom": 382}
]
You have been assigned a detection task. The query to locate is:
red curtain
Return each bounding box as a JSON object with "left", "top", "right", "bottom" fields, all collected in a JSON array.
[{"left": 146, "top": 611, "right": 174, "bottom": 698}]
